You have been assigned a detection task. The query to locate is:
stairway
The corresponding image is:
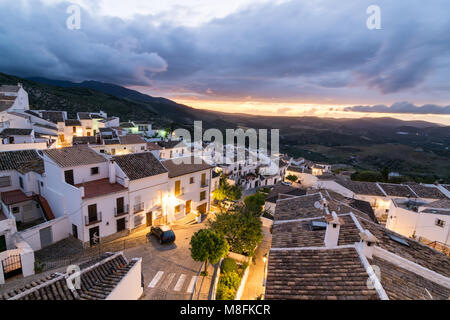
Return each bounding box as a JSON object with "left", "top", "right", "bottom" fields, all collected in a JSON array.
[
  {"left": 33, "top": 195, "right": 55, "bottom": 221},
  {"left": 172, "top": 212, "right": 198, "bottom": 226}
]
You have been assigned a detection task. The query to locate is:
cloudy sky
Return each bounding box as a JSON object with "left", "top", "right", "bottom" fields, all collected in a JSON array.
[{"left": 1, "top": 0, "right": 449, "bottom": 123}]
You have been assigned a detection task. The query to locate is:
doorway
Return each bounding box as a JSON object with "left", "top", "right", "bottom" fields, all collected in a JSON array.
[
  {"left": 64, "top": 170, "right": 74, "bottom": 186},
  {"left": 39, "top": 226, "right": 53, "bottom": 249},
  {"left": 0, "top": 235, "right": 6, "bottom": 253},
  {"left": 89, "top": 226, "right": 100, "bottom": 246},
  {"left": 146, "top": 211, "right": 153, "bottom": 227},
  {"left": 117, "top": 218, "right": 126, "bottom": 232}
]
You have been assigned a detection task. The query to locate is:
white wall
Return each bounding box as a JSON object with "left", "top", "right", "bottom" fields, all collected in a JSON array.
[
  {"left": 106, "top": 257, "right": 143, "bottom": 300},
  {"left": 0, "top": 142, "right": 47, "bottom": 151},
  {"left": 18, "top": 216, "right": 70, "bottom": 251}
]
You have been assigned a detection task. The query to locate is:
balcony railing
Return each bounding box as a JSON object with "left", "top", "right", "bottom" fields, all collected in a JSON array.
[
  {"left": 114, "top": 204, "right": 129, "bottom": 217},
  {"left": 175, "top": 187, "right": 185, "bottom": 198},
  {"left": 133, "top": 202, "right": 144, "bottom": 214},
  {"left": 201, "top": 179, "right": 209, "bottom": 188},
  {"left": 85, "top": 212, "right": 102, "bottom": 226}
]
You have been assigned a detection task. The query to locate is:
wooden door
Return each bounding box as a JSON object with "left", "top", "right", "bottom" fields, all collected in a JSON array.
[
  {"left": 117, "top": 218, "right": 126, "bottom": 232},
  {"left": 146, "top": 211, "right": 153, "bottom": 227},
  {"left": 89, "top": 226, "right": 100, "bottom": 246}
]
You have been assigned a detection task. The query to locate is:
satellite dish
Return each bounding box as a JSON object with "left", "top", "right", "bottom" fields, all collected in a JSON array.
[{"left": 314, "top": 201, "right": 321, "bottom": 209}]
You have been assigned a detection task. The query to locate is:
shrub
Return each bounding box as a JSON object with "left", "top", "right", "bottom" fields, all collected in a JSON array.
[
  {"left": 221, "top": 258, "right": 238, "bottom": 274},
  {"left": 216, "top": 284, "right": 236, "bottom": 300},
  {"left": 219, "top": 271, "right": 241, "bottom": 290}
]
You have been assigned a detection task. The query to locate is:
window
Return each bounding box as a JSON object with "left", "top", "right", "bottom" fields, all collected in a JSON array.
[
  {"left": 186, "top": 200, "right": 192, "bottom": 214},
  {"left": 73, "top": 127, "right": 76, "bottom": 133},
  {"left": 0, "top": 176, "right": 11, "bottom": 187},
  {"left": 175, "top": 180, "right": 181, "bottom": 196},
  {"left": 200, "top": 191, "right": 206, "bottom": 201},
  {"left": 111, "top": 148, "right": 116, "bottom": 155},
  {"left": 12, "top": 207, "right": 19, "bottom": 214},
  {"left": 190, "top": 177, "right": 194, "bottom": 184},
  {"left": 64, "top": 170, "right": 74, "bottom": 185},
  {"left": 90, "top": 167, "right": 99, "bottom": 175},
  {"left": 19, "top": 176, "right": 24, "bottom": 189},
  {"left": 201, "top": 173, "right": 206, "bottom": 186},
  {"left": 175, "top": 205, "right": 181, "bottom": 214},
  {"left": 141, "top": 146, "right": 145, "bottom": 150},
  {"left": 436, "top": 219, "right": 445, "bottom": 228}
]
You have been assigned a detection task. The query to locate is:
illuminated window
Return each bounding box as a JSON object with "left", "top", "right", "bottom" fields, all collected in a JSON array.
[{"left": 436, "top": 219, "right": 445, "bottom": 228}]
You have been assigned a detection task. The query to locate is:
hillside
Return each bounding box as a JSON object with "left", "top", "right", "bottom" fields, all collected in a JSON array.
[{"left": 2, "top": 72, "right": 449, "bottom": 181}]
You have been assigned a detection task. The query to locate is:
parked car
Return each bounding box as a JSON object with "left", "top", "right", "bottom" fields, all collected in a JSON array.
[{"left": 148, "top": 225, "right": 176, "bottom": 244}]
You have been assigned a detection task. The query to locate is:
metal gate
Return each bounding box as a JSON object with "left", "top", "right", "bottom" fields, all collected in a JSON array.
[
  {"left": 39, "top": 226, "right": 53, "bottom": 249},
  {"left": 2, "top": 255, "right": 22, "bottom": 279}
]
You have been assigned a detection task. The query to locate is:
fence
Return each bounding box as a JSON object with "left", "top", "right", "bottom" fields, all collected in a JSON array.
[
  {"left": 418, "top": 237, "right": 450, "bottom": 257},
  {"left": 35, "top": 233, "right": 149, "bottom": 272}
]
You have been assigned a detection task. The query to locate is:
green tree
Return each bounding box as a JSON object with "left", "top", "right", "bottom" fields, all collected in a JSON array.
[
  {"left": 190, "top": 229, "right": 229, "bottom": 275},
  {"left": 285, "top": 174, "right": 298, "bottom": 183},
  {"left": 213, "top": 174, "right": 242, "bottom": 202},
  {"left": 227, "top": 185, "right": 242, "bottom": 201},
  {"left": 244, "top": 192, "right": 267, "bottom": 215},
  {"left": 209, "top": 206, "right": 263, "bottom": 256}
]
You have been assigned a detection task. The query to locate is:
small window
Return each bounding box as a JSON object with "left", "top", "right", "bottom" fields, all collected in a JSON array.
[
  {"left": 91, "top": 167, "right": 99, "bottom": 175},
  {"left": 141, "top": 146, "right": 145, "bottom": 150},
  {"left": 435, "top": 219, "right": 445, "bottom": 228},
  {"left": 73, "top": 127, "right": 76, "bottom": 133},
  {"left": 0, "top": 176, "right": 11, "bottom": 187},
  {"left": 12, "top": 207, "right": 19, "bottom": 214},
  {"left": 40, "top": 181, "right": 44, "bottom": 187},
  {"left": 310, "top": 221, "right": 327, "bottom": 231},
  {"left": 200, "top": 191, "right": 206, "bottom": 201},
  {"left": 175, "top": 205, "right": 181, "bottom": 214},
  {"left": 19, "top": 176, "right": 24, "bottom": 189},
  {"left": 386, "top": 232, "right": 410, "bottom": 246},
  {"left": 190, "top": 177, "right": 194, "bottom": 184}
]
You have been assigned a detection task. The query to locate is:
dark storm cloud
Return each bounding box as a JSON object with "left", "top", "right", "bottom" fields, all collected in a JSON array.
[
  {"left": 0, "top": 0, "right": 449, "bottom": 102},
  {"left": 345, "top": 102, "right": 450, "bottom": 114}
]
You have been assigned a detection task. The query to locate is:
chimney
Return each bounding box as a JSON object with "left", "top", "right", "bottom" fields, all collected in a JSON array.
[
  {"left": 324, "top": 211, "right": 344, "bottom": 247},
  {"left": 359, "top": 230, "right": 378, "bottom": 259},
  {"left": 109, "top": 160, "right": 116, "bottom": 184}
]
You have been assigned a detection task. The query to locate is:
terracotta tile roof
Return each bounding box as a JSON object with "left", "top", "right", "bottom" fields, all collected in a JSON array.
[
  {"left": 274, "top": 193, "right": 325, "bottom": 221},
  {"left": 423, "top": 198, "right": 450, "bottom": 209},
  {"left": 119, "top": 134, "right": 146, "bottom": 145},
  {"left": 0, "top": 100, "right": 14, "bottom": 112},
  {"left": 76, "top": 178, "right": 127, "bottom": 199},
  {"left": 336, "top": 178, "right": 385, "bottom": 196},
  {"left": 0, "top": 85, "right": 20, "bottom": 93},
  {"left": 0, "top": 150, "right": 42, "bottom": 171},
  {"left": 16, "top": 159, "right": 45, "bottom": 175},
  {"left": 265, "top": 185, "right": 307, "bottom": 203},
  {"left": 77, "top": 112, "right": 91, "bottom": 120},
  {"left": 0, "top": 95, "right": 16, "bottom": 101},
  {"left": 406, "top": 184, "right": 447, "bottom": 199},
  {"left": 114, "top": 152, "right": 167, "bottom": 180},
  {"left": 266, "top": 248, "right": 379, "bottom": 300},
  {"left": 120, "top": 122, "right": 135, "bottom": 128},
  {"left": 103, "top": 138, "right": 120, "bottom": 145},
  {"left": 33, "top": 122, "right": 57, "bottom": 131},
  {"left": 157, "top": 140, "right": 186, "bottom": 149},
  {"left": 420, "top": 208, "right": 450, "bottom": 216},
  {"left": 357, "top": 217, "right": 450, "bottom": 277},
  {"left": 146, "top": 142, "right": 162, "bottom": 151},
  {"left": 442, "top": 185, "right": 450, "bottom": 192},
  {"left": 162, "top": 156, "right": 212, "bottom": 178},
  {"left": 65, "top": 119, "right": 82, "bottom": 126},
  {"left": 378, "top": 183, "right": 417, "bottom": 198},
  {"left": 1, "top": 189, "right": 31, "bottom": 205},
  {"left": 41, "top": 111, "right": 64, "bottom": 123},
  {"left": 99, "top": 127, "right": 114, "bottom": 132},
  {"left": 44, "top": 146, "right": 107, "bottom": 168},
  {"left": 369, "top": 256, "right": 450, "bottom": 300},
  {"left": 0, "top": 128, "right": 33, "bottom": 136},
  {"left": 272, "top": 215, "right": 360, "bottom": 248},
  {"left": 0, "top": 253, "right": 138, "bottom": 300},
  {"left": 72, "top": 136, "right": 99, "bottom": 145}
]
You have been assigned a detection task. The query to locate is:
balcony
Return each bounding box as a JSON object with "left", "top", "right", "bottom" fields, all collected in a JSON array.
[
  {"left": 133, "top": 202, "right": 144, "bottom": 214},
  {"left": 85, "top": 212, "right": 102, "bottom": 226},
  {"left": 114, "top": 205, "right": 129, "bottom": 217},
  {"left": 175, "top": 187, "right": 185, "bottom": 198},
  {"left": 200, "top": 179, "right": 209, "bottom": 188}
]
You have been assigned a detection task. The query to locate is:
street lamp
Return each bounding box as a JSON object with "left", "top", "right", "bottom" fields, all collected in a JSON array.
[{"left": 262, "top": 253, "right": 268, "bottom": 288}]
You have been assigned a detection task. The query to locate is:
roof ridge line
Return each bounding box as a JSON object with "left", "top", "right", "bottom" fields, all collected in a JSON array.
[
  {"left": 373, "top": 246, "right": 450, "bottom": 289},
  {"left": 354, "top": 244, "right": 389, "bottom": 300},
  {"left": 270, "top": 244, "right": 356, "bottom": 251}
]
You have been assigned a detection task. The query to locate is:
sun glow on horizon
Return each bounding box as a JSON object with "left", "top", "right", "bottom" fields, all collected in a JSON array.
[{"left": 173, "top": 98, "right": 450, "bottom": 126}]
